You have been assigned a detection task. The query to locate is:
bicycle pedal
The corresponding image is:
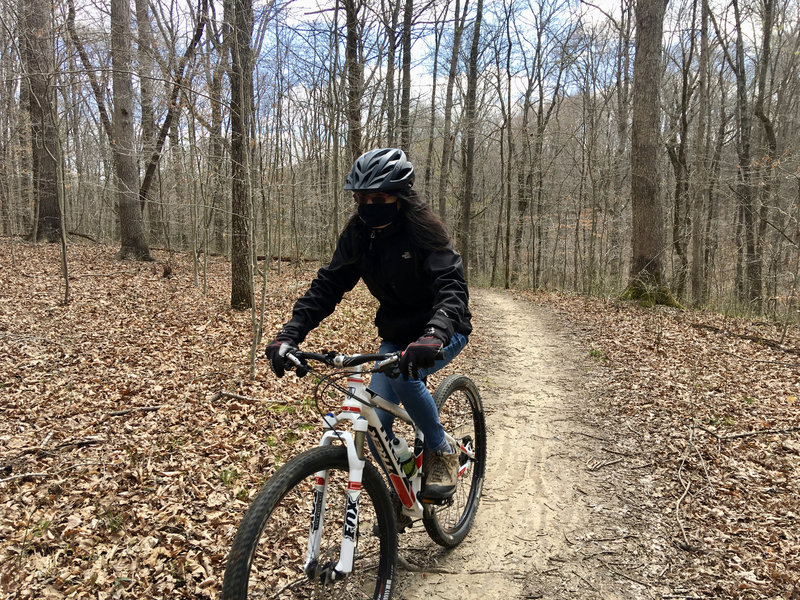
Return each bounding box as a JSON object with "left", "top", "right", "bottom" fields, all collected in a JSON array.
[{"left": 420, "top": 496, "right": 452, "bottom": 506}]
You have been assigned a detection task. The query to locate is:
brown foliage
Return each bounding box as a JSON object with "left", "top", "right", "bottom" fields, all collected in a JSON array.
[
  {"left": 2, "top": 240, "right": 798, "bottom": 598},
  {"left": 529, "top": 290, "right": 800, "bottom": 599},
  {"left": 0, "top": 240, "right": 381, "bottom": 598}
]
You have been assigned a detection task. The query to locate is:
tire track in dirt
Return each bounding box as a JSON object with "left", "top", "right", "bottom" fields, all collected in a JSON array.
[{"left": 395, "top": 288, "right": 656, "bottom": 600}]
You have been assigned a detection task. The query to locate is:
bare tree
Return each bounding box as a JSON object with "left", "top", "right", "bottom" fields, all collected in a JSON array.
[
  {"left": 344, "top": 0, "right": 364, "bottom": 161},
  {"left": 457, "top": 0, "right": 484, "bottom": 280},
  {"left": 421, "top": 1, "right": 448, "bottom": 196},
  {"left": 226, "top": 0, "right": 254, "bottom": 309},
  {"left": 665, "top": 0, "right": 698, "bottom": 300},
  {"left": 111, "top": 0, "right": 152, "bottom": 260},
  {"left": 436, "top": 0, "right": 469, "bottom": 224},
  {"left": 689, "top": 0, "right": 710, "bottom": 305},
  {"left": 20, "top": 0, "right": 60, "bottom": 241},
  {"left": 399, "top": 0, "right": 413, "bottom": 151},
  {"left": 625, "top": 0, "right": 676, "bottom": 305},
  {"left": 135, "top": 0, "right": 158, "bottom": 242},
  {"left": 381, "top": 0, "right": 400, "bottom": 145}
]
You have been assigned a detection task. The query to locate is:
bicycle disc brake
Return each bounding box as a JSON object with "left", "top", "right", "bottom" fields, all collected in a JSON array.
[
  {"left": 459, "top": 435, "right": 474, "bottom": 467},
  {"left": 306, "top": 559, "right": 345, "bottom": 585}
]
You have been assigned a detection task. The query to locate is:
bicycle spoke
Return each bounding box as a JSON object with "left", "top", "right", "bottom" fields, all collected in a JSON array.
[
  {"left": 423, "top": 375, "right": 486, "bottom": 547},
  {"left": 223, "top": 446, "right": 397, "bottom": 600}
]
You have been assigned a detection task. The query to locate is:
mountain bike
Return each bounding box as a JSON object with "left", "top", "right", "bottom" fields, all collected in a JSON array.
[{"left": 221, "top": 348, "right": 486, "bottom": 599}]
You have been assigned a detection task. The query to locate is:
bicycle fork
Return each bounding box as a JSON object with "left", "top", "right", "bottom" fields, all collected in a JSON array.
[{"left": 304, "top": 418, "right": 368, "bottom": 583}]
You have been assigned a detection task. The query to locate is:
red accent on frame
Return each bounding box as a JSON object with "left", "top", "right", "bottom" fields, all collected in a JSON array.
[
  {"left": 315, "top": 477, "right": 326, "bottom": 486},
  {"left": 341, "top": 406, "right": 361, "bottom": 413},
  {"left": 348, "top": 481, "right": 362, "bottom": 491},
  {"left": 389, "top": 474, "right": 414, "bottom": 508}
]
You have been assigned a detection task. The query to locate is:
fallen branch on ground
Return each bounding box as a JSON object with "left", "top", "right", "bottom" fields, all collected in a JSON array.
[
  {"left": 697, "top": 426, "right": 800, "bottom": 441},
  {"left": 109, "top": 405, "right": 166, "bottom": 417},
  {"left": 691, "top": 323, "right": 800, "bottom": 356},
  {"left": 54, "top": 436, "right": 105, "bottom": 449},
  {"left": 586, "top": 457, "right": 623, "bottom": 471}
]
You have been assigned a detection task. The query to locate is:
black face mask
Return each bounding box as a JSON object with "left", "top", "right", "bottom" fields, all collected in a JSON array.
[{"left": 358, "top": 202, "right": 399, "bottom": 228}]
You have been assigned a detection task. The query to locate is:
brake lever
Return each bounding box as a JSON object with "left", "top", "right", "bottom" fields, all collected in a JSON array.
[
  {"left": 374, "top": 353, "right": 402, "bottom": 378},
  {"left": 285, "top": 351, "right": 309, "bottom": 378}
]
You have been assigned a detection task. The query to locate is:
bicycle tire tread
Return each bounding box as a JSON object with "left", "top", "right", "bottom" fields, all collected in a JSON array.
[{"left": 222, "top": 445, "right": 398, "bottom": 599}]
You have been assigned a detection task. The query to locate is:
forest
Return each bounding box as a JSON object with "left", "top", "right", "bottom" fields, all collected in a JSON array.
[
  {"left": 2, "top": 0, "right": 799, "bottom": 317},
  {"left": 2, "top": 0, "right": 800, "bottom": 596}
]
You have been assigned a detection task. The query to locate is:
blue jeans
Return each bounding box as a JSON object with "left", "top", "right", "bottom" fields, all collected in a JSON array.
[{"left": 368, "top": 332, "right": 468, "bottom": 452}]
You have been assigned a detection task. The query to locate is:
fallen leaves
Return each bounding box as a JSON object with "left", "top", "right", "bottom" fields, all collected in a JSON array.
[
  {"left": 0, "top": 240, "right": 378, "bottom": 598},
  {"left": 3, "top": 240, "right": 798, "bottom": 599},
  {"left": 531, "top": 290, "right": 800, "bottom": 599}
]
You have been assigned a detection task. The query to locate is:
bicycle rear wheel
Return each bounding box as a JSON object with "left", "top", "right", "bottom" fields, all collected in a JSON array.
[
  {"left": 222, "top": 445, "right": 398, "bottom": 600},
  {"left": 423, "top": 374, "right": 486, "bottom": 547}
]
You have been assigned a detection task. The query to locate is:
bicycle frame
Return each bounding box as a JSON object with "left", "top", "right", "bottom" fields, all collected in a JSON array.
[{"left": 304, "top": 360, "right": 462, "bottom": 579}]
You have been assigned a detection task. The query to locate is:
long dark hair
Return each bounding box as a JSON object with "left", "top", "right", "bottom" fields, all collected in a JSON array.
[
  {"left": 345, "top": 189, "right": 452, "bottom": 251},
  {"left": 398, "top": 189, "right": 452, "bottom": 250}
]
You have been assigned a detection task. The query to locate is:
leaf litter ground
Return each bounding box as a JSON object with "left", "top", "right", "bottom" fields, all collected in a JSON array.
[
  {"left": 0, "top": 239, "right": 798, "bottom": 599},
  {"left": 523, "top": 290, "right": 800, "bottom": 599}
]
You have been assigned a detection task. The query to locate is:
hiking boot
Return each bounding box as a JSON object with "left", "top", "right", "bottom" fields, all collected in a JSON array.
[{"left": 423, "top": 449, "right": 459, "bottom": 500}]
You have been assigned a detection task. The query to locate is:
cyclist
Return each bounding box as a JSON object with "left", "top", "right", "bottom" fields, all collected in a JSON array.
[{"left": 266, "top": 147, "right": 472, "bottom": 500}]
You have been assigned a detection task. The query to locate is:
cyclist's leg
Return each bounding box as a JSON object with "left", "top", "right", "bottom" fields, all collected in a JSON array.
[
  {"left": 382, "top": 333, "right": 469, "bottom": 452},
  {"left": 368, "top": 340, "right": 405, "bottom": 442}
]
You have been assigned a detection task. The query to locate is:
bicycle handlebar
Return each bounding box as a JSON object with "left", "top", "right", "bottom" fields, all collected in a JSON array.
[{"left": 285, "top": 350, "right": 402, "bottom": 374}]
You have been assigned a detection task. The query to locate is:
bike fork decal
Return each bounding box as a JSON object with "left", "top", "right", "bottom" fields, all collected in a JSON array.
[
  {"left": 343, "top": 494, "right": 359, "bottom": 541},
  {"left": 305, "top": 473, "right": 328, "bottom": 567},
  {"left": 335, "top": 488, "right": 360, "bottom": 575}
]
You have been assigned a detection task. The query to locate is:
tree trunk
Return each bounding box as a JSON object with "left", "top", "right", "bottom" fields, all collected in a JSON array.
[
  {"left": 209, "top": 59, "right": 228, "bottom": 254},
  {"left": 732, "top": 0, "right": 760, "bottom": 310},
  {"left": 383, "top": 0, "right": 399, "bottom": 146},
  {"left": 227, "top": 0, "right": 254, "bottom": 309},
  {"left": 753, "top": 0, "right": 777, "bottom": 313},
  {"left": 399, "top": 0, "right": 413, "bottom": 151},
  {"left": 422, "top": 3, "right": 447, "bottom": 196},
  {"left": 457, "top": 0, "right": 483, "bottom": 281},
  {"left": 111, "top": 0, "right": 152, "bottom": 260},
  {"left": 626, "top": 0, "right": 674, "bottom": 305},
  {"left": 612, "top": 0, "right": 632, "bottom": 284},
  {"left": 344, "top": 0, "right": 363, "bottom": 162},
  {"left": 21, "top": 0, "right": 60, "bottom": 242},
  {"left": 436, "top": 0, "right": 468, "bottom": 224},
  {"left": 690, "top": 0, "right": 709, "bottom": 306},
  {"left": 135, "top": 0, "right": 159, "bottom": 244}
]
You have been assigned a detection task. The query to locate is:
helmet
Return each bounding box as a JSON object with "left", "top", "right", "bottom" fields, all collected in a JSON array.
[{"left": 344, "top": 148, "right": 414, "bottom": 192}]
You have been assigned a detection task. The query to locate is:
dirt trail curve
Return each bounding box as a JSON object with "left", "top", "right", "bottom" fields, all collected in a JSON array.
[{"left": 396, "top": 288, "right": 667, "bottom": 600}]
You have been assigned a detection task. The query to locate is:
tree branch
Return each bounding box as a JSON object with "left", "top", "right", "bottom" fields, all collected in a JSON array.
[
  {"left": 66, "top": 0, "right": 113, "bottom": 142},
  {"left": 139, "top": 0, "right": 209, "bottom": 210}
]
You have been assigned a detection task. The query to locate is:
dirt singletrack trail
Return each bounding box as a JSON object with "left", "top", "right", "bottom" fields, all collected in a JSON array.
[{"left": 395, "top": 288, "right": 667, "bottom": 600}]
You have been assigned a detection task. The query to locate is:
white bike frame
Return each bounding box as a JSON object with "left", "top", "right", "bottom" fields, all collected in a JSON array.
[{"left": 302, "top": 358, "right": 467, "bottom": 578}]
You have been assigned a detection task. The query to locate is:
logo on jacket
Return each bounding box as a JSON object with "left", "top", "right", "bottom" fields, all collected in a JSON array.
[{"left": 401, "top": 251, "right": 412, "bottom": 259}]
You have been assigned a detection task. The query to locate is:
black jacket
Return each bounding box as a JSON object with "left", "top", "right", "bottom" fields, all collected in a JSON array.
[{"left": 280, "top": 216, "right": 472, "bottom": 347}]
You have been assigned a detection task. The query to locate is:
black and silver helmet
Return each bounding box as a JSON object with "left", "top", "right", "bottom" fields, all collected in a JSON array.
[{"left": 344, "top": 148, "right": 414, "bottom": 192}]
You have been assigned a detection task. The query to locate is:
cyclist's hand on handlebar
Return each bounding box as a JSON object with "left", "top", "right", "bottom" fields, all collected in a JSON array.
[
  {"left": 265, "top": 336, "right": 300, "bottom": 378},
  {"left": 399, "top": 328, "right": 445, "bottom": 380}
]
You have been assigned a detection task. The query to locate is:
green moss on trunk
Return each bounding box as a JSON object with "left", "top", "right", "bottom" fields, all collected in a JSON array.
[{"left": 621, "top": 281, "right": 684, "bottom": 309}]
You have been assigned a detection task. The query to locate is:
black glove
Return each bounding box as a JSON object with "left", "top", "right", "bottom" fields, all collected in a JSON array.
[
  {"left": 265, "top": 335, "right": 299, "bottom": 378},
  {"left": 398, "top": 329, "right": 446, "bottom": 380}
]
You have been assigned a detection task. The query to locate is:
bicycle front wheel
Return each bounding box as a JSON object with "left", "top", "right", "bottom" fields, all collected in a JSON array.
[
  {"left": 423, "top": 374, "right": 486, "bottom": 547},
  {"left": 222, "top": 445, "right": 398, "bottom": 600}
]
